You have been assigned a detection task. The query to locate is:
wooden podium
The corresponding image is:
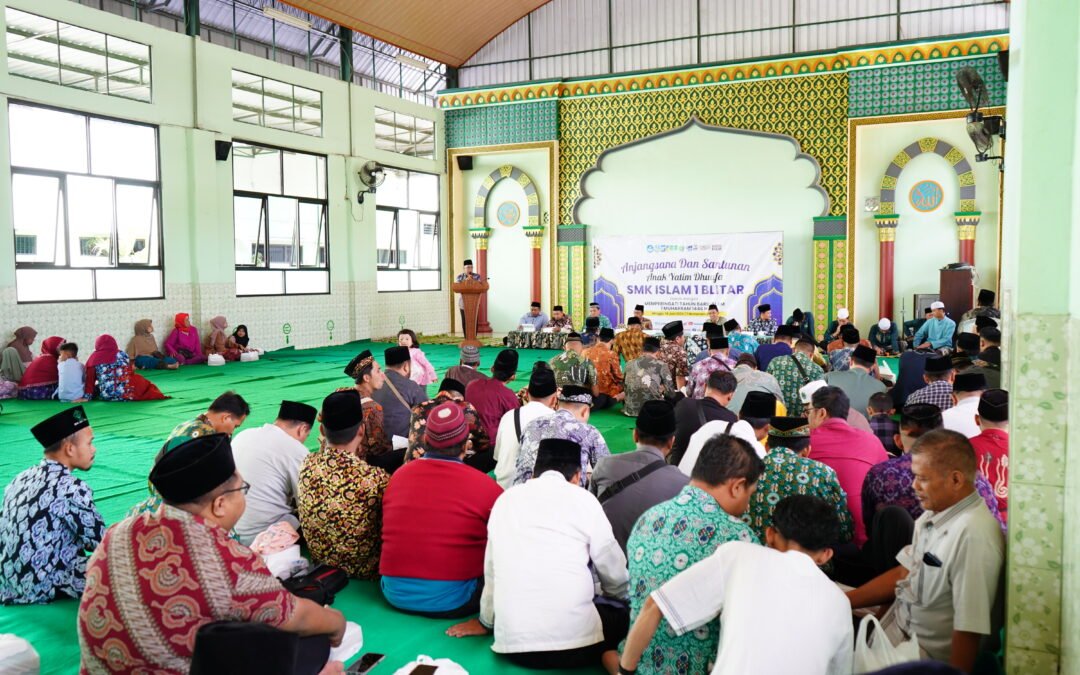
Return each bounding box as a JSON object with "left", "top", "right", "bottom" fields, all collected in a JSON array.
[{"left": 452, "top": 279, "right": 490, "bottom": 347}]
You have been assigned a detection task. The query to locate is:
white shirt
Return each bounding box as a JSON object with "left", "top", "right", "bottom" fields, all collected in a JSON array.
[
  {"left": 231, "top": 423, "right": 310, "bottom": 545},
  {"left": 678, "top": 420, "right": 766, "bottom": 476},
  {"left": 493, "top": 401, "right": 556, "bottom": 488},
  {"left": 653, "top": 541, "right": 853, "bottom": 675},
  {"left": 941, "top": 395, "right": 982, "bottom": 438},
  {"left": 480, "top": 471, "right": 629, "bottom": 654}
]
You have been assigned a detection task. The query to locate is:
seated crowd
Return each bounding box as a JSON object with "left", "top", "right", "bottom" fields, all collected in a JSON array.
[{"left": 0, "top": 288, "right": 1010, "bottom": 674}]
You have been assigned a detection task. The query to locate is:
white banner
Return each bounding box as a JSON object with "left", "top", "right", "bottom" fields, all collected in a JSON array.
[{"left": 591, "top": 232, "right": 784, "bottom": 329}]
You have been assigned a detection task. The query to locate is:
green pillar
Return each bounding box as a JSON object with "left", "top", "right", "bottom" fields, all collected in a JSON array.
[
  {"left": 339, "top": 28, "right": 353, "bottom": 83},
  {"left": 183, "top": 0, "right": 199, "bottom": 38},
  {"left": 999, "top": 1, "right": 1080, "bottom": 673}
]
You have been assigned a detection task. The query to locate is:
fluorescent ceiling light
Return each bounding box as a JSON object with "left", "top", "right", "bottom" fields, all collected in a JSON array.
[
  {"left": 263, "top": 7, "right": 311, "bottom": 30},
  {"left": 395, "top": 54, "right": 430, "bottom": 70}
]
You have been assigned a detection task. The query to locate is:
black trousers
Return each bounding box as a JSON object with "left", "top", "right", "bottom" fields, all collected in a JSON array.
[
  {"left": 832, "top": 505, "right": 916, "bottom": 586},
  {"left": 191, "top": 622, "right": 330, "bottom": 675},
  {"left": 503, "top": 599, "right": 629, "bottom": 670},
  {"left": 593, "top": 393, "right": 617, "bottom": 410}
]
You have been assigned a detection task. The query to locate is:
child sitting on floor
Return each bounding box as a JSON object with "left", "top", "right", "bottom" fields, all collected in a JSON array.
[{"left": 57, "top": 342, "right": 88, "bottom": 403}]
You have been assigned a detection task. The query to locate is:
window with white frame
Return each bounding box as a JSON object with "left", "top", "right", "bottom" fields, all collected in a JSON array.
[
  {"left": 4, "top": 8, "right": 152, "bottom": 103},
  {"left": 9, "top": 102, "right": 162, "bottom": 302},
  {"left": 376, "top": 168, "right": 440, "bottom": 292},
  {"left": 232, "top": 141, "right": 329, "bottom": 296},
  {"left": 232, "top": 70, "right": 322, "bottom": 137},
  {"left": 374, "top": 107, "right": 435, "bottom": 159}
]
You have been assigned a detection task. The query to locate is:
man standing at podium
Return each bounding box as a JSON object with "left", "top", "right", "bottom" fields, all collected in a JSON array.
[{"left": 456, "top": 259, "right": 482, "bottom": 330}]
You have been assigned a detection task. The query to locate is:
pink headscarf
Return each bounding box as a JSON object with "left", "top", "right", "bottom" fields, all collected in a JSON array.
[{"left": 6, "top": 326, "right": 36, "bottom": 363}]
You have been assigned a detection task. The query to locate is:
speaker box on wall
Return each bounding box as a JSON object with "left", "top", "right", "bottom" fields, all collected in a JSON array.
[
  {"left": 997, "top": 50, "right": 1009, "bottom": 82},
  {"left": 215, "top": 140, "right": 232, "bottom": 161},
  {"left": 456, "top": 155, "right": 473, "bottom": 171}
]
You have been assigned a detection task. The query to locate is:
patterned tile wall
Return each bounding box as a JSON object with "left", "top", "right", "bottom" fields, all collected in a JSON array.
[
  {"left": 445, "top": 100, "right": 558, "bottom": 148},
  {"left": 849, "top": 56, "right": 1007, "bottom": 118},
  {"left": 1005, "top": 313, "right": 1073, "bottom": 673},
  {"left": 1063, "top": 316, "right": 1080, "bottom": 673}
]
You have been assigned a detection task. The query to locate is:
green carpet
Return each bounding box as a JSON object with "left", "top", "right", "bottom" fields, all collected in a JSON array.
[{"left": 0, "top": 340, "right": 638, "bottom": 675}]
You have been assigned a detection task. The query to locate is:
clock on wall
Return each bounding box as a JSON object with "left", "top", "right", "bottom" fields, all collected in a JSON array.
[{"left": 496, "top": 201, "right": 520, "bottom": 226}]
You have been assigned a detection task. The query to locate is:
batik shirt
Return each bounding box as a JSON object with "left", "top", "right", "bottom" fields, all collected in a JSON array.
[
  {"left": 298, "top": 446, "right": 390, "bottom": 579},
  {"left": 548, "top": 350, "right": 597, "bottom": 388},
  {"left": 590, "top": 314, "right": 613, "bottom": 329},
  {"left": 92, "top": 351, "right": 134, "bottom": 401},
  {"left": 317, "top": 389, "right": 393, "bottom": 459},
  {"left": 658, "top": 340, "right": 690, "bottom": 382},
  {"left": 406, "top": 392, "right": 491, "bottom": 461},
  {"left": 861, "top": 453, "right": 1004, "bottom": 532},
  {"left": 455, "top": 272, "right": 482, "bottom": 309},
  {"left": 727, "top": 330, "right": 760, "bottom": 357},
  {"left": 78, "top": 505, "right": 295, "bottom": 673},
  {"left": 624, "top": 356, "right": 674, "bottom": 417},
  {"left": 613, "top": 329, "right": 646, "bottom": 364},
  {"left": 905, "top": 380, "right": 954, "bottom": 411},
  {"left": 829, "top": 347, "right": 856, "bottom": 372},
  {"left": 743, "top": 448, "right": 853, "bottom": 543},
  {"left": 583, "top": 343, "right": 624, "bottom": 397},
  {"left": 0, "top": 459, "right": 105, "bottom": 604},
  {"left": 627, "top": 485, "right": 759, "bottom": 675},
  {"left": 688, "top": 353, "right": 736, "bottom": 399},
  {"left": 545, "top": 315, "right": 575, "bottom": 331},
  {"left": 766, "top": 352, "right": 825, "bottom": 412},
  {"left": 513, "top": 409, "right": 610, "bottom": 487},
  {"left": 128, "top": 414, "right": 218, "bottom": 519},
  {"left": 747, "top": 318, "right": 778, "bottom": 336}
]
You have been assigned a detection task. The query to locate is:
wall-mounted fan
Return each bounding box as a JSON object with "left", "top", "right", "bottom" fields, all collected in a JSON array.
[
  {"left": 357, "top": 161, "right": 386, "bottom": 204},
  {"left": 955, "top": 66, "right": 1005, "bottom": 164}
]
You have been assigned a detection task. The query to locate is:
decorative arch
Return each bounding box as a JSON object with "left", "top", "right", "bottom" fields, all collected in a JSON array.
[
  {"left": 878, "top": 137, "right": 976, "bottom": 214},
  {"left": 473, "top": 165, "right": 540, "bottom": 228}
]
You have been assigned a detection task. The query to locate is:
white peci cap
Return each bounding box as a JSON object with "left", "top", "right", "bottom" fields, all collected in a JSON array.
[
  {"left": 837, "top": 308, "right": 849, "bottom": 319},
  {"left": 799, "top": 379, "right": 829, "bottom": 405},
  {"left": 878, "top": 318, "right": 891, "bottom": 331},
  {"left": 930, "top": 301, "right": 945, "bottom": 310}
]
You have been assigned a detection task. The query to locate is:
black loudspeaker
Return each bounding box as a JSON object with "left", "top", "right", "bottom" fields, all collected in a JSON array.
[
  {"left": 456, "top": 155, "right": 473, "bottom": 171},
  {"left": 215, "top": 140, "right": 232, "bottom": 161},
  {"left": 997, "top": 50, "right": 1009, "bottom": 82}
]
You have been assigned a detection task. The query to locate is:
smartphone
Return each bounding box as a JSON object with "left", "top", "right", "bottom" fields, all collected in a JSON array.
[
  {"left": 409, "top": 666, "right": 439, "bottom": 675},
  {"left": 346, "top": 653, "right": 386, "bottom": 674}
]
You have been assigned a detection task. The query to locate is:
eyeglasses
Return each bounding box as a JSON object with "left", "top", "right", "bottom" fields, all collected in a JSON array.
[{"left": 222, "top": 481, "right": 250, "bottom": 496}]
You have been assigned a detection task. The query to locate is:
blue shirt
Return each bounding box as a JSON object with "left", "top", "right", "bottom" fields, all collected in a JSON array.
[
  {"left": 913, "top": 316, "right": 956, "bottom": 350},
  {"left": 754, "top": 341, "right": 792, "bottom": 371},
  {"left": 57, "top": 359, "right": 85, "bottom": 402},
  {"left": 518, "top": 312, "right": 549, "bottom": 331}
]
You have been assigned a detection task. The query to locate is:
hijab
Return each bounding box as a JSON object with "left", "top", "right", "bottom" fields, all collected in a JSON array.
[
  {"left": 231, "top": 324, "right": 250, "bottom": 348},
  {"left": 127, "top": 319, "right": 159, "bottom": 358},
  {"left": 84, "top": 334, "right": 122, "bottom": 397},
  {"left": 6, "top": 326, "right": 36, "bottom": 363},
  {"left": 174, "top": 313, "right": 191, "bottom": 334},
  {"left": 207, "top": 316, "right": 228, "bottom": 349},
  {"left": 19, "top": 336, "right": 64, "bottom": 387}
]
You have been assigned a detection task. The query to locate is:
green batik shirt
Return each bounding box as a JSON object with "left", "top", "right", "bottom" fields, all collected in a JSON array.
[
  {"left": 627, "top": 485, "right": 760, "bottom": 675},
  {"left": 623, "top": 356, "right": 673, "bottom": 417},
  {"left": 742, "top": 447, "right": 854, "bottom": 543},
  {"left": 548, "top": 350, "right": 597, "bottom": 388},
  {"left": 127, "top": 415, "right": 217, "bottom": 518},
  {"left": 765, "top": 352, "right": 825, "bottom": 412}
]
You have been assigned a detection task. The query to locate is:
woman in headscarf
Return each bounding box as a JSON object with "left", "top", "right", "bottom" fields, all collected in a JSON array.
[
  {"left": 397, "top": 329, "right": 437, "bottom": 386},
  {"left": 127, "top": 319, "right": 179, "bottom": 370},
  {"left": 227, "top": 324, "right": 258, "bottom": 354},
  {"left": 204, "top": 316, "right": 241, "bottom": 362},
  {"left": 17, "top": 336, "right": 64, "bottom": 400},
  {"left": 163, "top": 313, "right": 206, "bottom": 365},
  {"left": 2, "top": 326, "right": 36, "bottom": 376},
  {"left": 84, "top": 334, "right": 167, "bottom": 401}
]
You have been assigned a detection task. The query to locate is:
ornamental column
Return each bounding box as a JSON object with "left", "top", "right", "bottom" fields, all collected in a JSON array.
[
  {"left": 470, "top": 227, "right": 493, "bottom": 335},
  {"left": 524, "top": 225, "right": 545, "bottom": 305},
  {"left": 874, "top": 214, "right": 899, "bottom": 319},
  {"left": 955, "top": 212, "right": 981, "bottom": 266}
]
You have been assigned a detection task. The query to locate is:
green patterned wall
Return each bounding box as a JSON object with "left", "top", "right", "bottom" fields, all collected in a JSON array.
[
  {"left": 445, "top": 99, "right": 558, "bottom": 148},
  {"left": 849, "top": 55, "right": 1007, "bottom": 118}
]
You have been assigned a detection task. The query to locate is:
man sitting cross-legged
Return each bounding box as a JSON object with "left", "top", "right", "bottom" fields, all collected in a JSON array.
[
  {"left": 0, "top": 407, "right": 105, "bottom": 605},
  {"left": 446, "top": 438, "right": 629, "bottom": 675},
  {"left": 619, "top": 495, "right": 852, "bottom": 675},
  {"left": 624, "top": 434, "right": 764, "bottom": 675},
  {"left": 231, "top": 400, "right": 318, "bottom": 545},
  {"left": 380, "top": 402, "right": 503, "bottom": 618},
  {"left": 513, "top": 385, "right": 610, "bottom": 488},
  {"left": 78, "top": 434, "right": 346, "bottom": 673},
  {"left": 406, "top": 378, "right": 493, "bottom": 473},
  {"left": 847, "top": 429, "right": 1005, "bottom": 672}
]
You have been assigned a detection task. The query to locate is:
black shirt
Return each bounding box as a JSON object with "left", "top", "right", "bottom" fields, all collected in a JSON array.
[{"left": 671, "top": 396, "right": 738, "bottom": 467}]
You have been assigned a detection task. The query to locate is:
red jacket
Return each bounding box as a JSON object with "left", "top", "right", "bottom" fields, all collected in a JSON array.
[{"left": 380, "top": 455, "right": 503, "bottom": 580}]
